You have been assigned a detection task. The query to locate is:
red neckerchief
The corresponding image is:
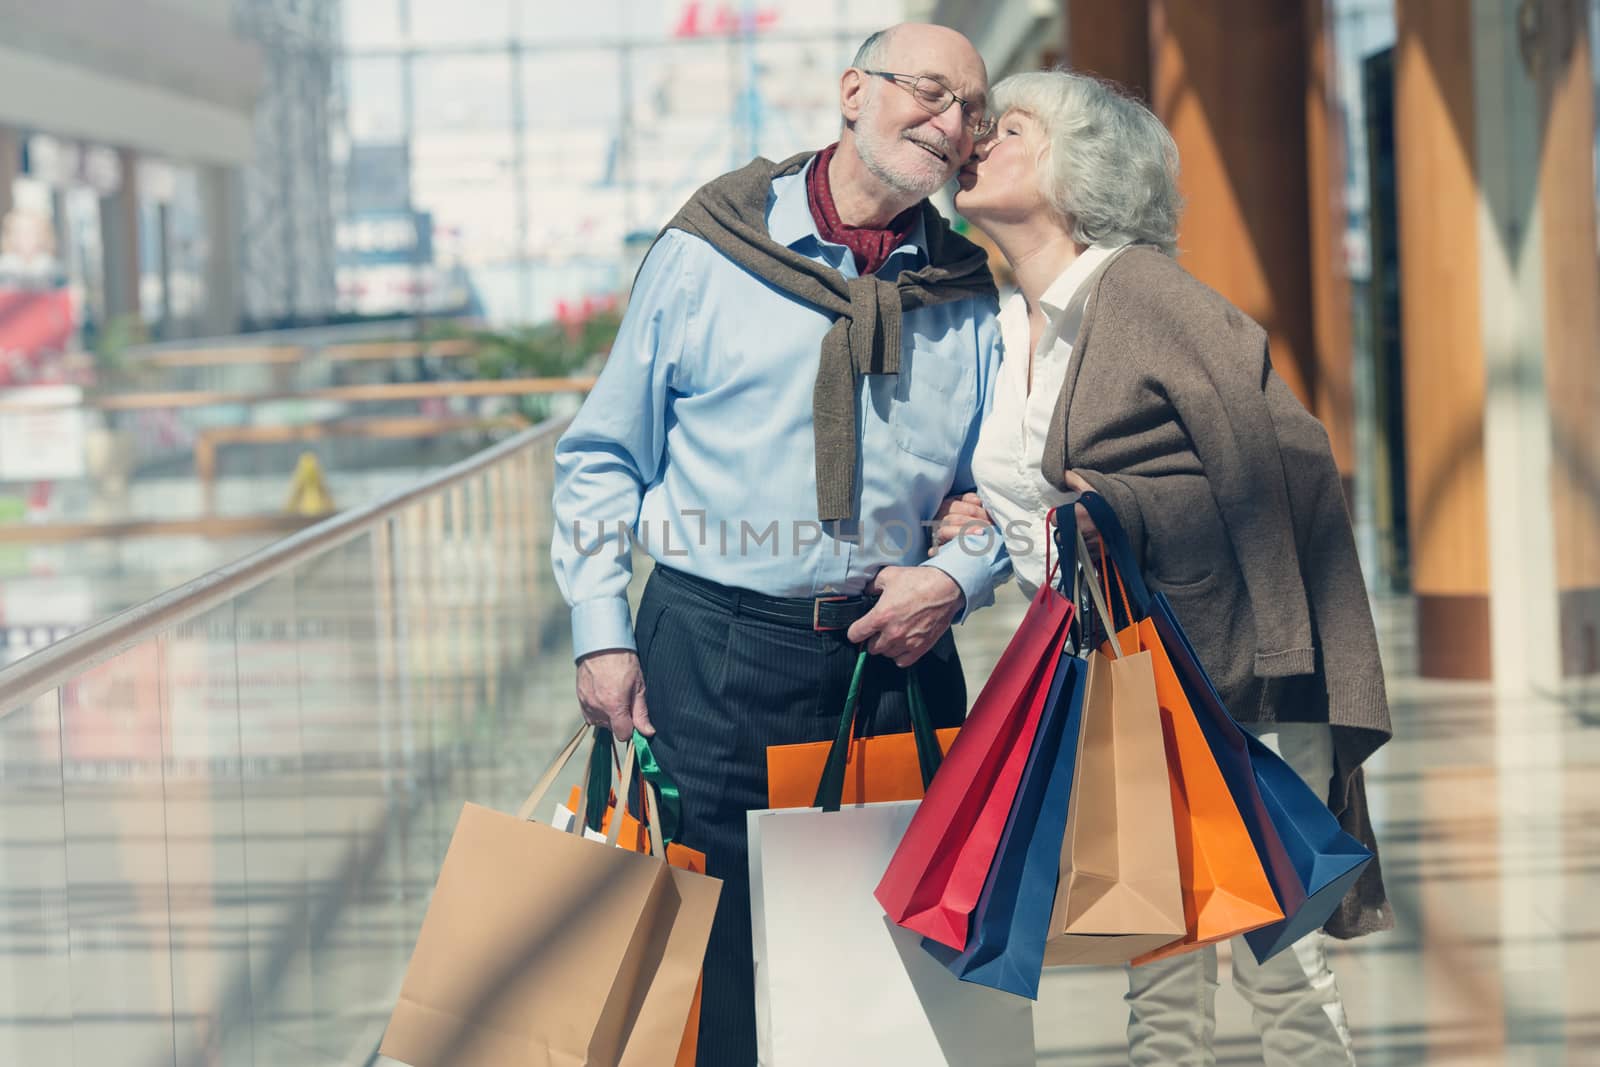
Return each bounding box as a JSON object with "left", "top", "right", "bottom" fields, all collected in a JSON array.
[{"left": 805, "top": 143, "right": 920, "bottom": 276}]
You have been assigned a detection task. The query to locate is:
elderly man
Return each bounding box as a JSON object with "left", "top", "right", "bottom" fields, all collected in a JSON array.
[{"left": 552, "top": 23, "right": 1006, "bottom": 1063}]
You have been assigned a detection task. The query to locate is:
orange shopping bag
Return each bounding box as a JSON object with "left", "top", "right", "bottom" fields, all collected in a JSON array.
[
  {"left": 1090, "top": 555, "right": 1282, "bottom": 964},
  {"left": 766, "top": 650, "right": 956, "bottom": 808},
  {"left": 565, "top": 734, "right": 708, "bottom": 1067}
]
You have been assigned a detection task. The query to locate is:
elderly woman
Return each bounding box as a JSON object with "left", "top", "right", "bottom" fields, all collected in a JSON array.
[{"left": 937, "top": 70, "right": 1394, "bottom": 1065}]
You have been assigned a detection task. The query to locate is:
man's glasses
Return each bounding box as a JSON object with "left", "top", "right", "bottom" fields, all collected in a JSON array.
[{"left": 861, "top": 70, "right": 996, "bottom": 139}]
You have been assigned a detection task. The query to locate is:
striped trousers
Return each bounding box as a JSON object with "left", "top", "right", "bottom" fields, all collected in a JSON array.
[{"left": 636, "top": 565, "right": 968, "bottom": 1067}]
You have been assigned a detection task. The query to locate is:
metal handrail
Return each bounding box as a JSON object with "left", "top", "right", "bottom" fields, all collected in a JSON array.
[
  {"left": 0, "top": 376, "right": 597, "bottom": 413},
  {"left": 0, "top": 418, "right": 569, "bottom": 714}
]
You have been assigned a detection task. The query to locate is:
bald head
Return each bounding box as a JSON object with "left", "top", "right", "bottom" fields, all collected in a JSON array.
[{"left": 852, "top": 23, "right": 988, "bottom": 103}]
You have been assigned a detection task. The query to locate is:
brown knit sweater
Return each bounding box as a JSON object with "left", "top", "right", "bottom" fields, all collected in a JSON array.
[{"left": 1042, "top": 245, "right": 1394, "bottom": 939}]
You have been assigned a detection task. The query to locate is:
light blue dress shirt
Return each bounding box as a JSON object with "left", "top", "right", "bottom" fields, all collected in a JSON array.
[{"left": 552, "top": 160, "right": 1011, "bottom": 659}]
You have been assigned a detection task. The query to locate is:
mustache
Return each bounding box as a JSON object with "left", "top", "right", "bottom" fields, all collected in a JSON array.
[{"left": 902, "top": 131, "right": 955, "bottom": 160}]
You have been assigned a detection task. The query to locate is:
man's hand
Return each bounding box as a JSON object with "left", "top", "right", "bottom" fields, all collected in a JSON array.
[
  {"left": 846, "top": 566, "right": 965, "bottom": 668},
  {"left": 576, "top": 649, "right": 654, "bottom": 739},
  {"left": 928, "top": 492, "right": 995, "bottom": 555}
]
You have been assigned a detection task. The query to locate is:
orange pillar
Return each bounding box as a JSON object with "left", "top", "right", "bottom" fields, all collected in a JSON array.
[
  {"left": 1064, "top": 0, "right": 1151, "bottom": 102},
  {"left": 1066, "top": 0, "right": 1356, "bottom": 479},
  {"left": 1536, "top": 1, "right": 1600, "bottom": 678},
  {"left": 1302, "top": 0, "right": 1357, "bottom": 485},
  {"left": 1149, "top": 0, "right": 1319, "bottom": 415},
  {"left": 1392, "top": 1, "right": 1492, "bottom": 680}
]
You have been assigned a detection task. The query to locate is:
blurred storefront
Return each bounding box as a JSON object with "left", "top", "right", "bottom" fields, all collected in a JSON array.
[
  {"left": 933, "top": 0, "right": 1600, "bottom": 692},
  {"left": 0, "top": 1, "right": 265, "bottom": 370}
]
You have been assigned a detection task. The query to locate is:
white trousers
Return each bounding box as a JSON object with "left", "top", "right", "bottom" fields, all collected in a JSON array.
[{"left": 1124, "top": 723, "right": 1357, "bottom": 1067}]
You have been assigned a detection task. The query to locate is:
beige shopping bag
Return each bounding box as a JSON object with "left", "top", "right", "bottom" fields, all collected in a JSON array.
[
  {"left": 381, "top": 726, "right": 722, "bottom": 1067},
  {"left": 1043, "top": 532, "right": 1186, "bottom": 966}
]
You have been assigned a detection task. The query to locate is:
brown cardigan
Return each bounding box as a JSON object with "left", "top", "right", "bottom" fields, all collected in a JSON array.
[{"left": 1042, "top": 245, "right": 1394, "bottom": 939}]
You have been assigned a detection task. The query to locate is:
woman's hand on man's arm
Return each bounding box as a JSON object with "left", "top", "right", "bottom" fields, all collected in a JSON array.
[{"left": 928, "top": 492, "right": 995, "bottom": 554}]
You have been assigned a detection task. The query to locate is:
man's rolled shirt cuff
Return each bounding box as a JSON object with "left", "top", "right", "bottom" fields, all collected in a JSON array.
[
  {"left": 571, "top": 597, "right": 636, "bottom": 661},
  {"left": 923, "top": 530, "right": 1003, "bottom": 623}
]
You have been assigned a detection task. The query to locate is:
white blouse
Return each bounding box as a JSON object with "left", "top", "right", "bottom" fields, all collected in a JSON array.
[{"left": 971, "top": 243, "right": 1128, "bottom": 599}]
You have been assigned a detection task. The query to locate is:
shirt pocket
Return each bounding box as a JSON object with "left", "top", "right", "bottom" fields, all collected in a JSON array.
[{"left": 890, "top": 335, "right": 975, "bottom": 464}]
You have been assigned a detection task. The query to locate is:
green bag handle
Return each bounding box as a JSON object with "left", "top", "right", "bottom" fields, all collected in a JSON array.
[
  {"left": 577, "top": 727, "right": 684, "bottom": 848},
  {"left": 631, "top": 732, "right": 682, "bottom": 846},
  {"left": 813, "top": 649, "right": 943, "bottom": 812}
]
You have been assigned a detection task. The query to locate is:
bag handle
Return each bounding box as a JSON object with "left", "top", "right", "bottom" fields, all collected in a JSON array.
[
  {"left": 1043, "top": 505, "right": 1062, "bottom": 590},
  {"left": 1097, "top": 538, "right": 1141, "bottom": 655},
  {"left": 515, "top": 722, "right": 590, "bottom": 822},
  {"left": 583, "top": 727, "right": 616, "bottom": 832},
  {"left": 1075, "top": 526, "right": 1126, "bottom": 659},
  {"left": 1049, "top": 505, "right": 1091, "bottom": 653},
  {"left": 604, "top": 737, "right": 640, "bottom": 847},
  {"left": 813, "top": 649, "right": 942, "bottom": 812},
  {"left": 1073, "top": 491, "right": 1152, "bottom": 615},
  {"left": 631, "top": 732, "right": 681, "bottom": 848},
  {"left": 638, "top": 763, "right": 668, "bottom": 858},
  {"left": 515, "top": 724, "right": 671, "bottom": 857},
  {"left": 578, "top": 731, "right": 678, "bottom": 855}
]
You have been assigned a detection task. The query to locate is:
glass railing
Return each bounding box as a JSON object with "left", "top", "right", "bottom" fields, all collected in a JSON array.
[{"left": 0, "top": 419, "right": 588, "bottom": 1064}]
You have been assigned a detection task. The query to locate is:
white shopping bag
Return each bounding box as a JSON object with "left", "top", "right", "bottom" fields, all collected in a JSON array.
[{"left": 748, "top": 800, "right": 1035, "bottom": 1067}]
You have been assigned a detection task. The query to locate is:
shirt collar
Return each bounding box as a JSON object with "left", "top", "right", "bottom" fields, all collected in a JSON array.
[
  {"left": 1038, "top": 241, "right": 1128, "bottom": 317},
  {"left": 766, "top": 157, "right": 931, "bottom": 272}
]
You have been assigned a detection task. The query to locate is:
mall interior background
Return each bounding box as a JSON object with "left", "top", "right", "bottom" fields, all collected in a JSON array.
[{"left": 0, "top": 2, "right": 1597, "bottom": 1064}]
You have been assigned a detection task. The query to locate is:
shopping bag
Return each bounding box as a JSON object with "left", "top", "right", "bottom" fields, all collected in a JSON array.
[
  {"left": 753, "top": 654, "right": 1032, "bottom": 1064},
  {"left": 555, "top": 733, "right": 712, "bottom": 1067},
  {"left": 925, "top": 645, "right": 1087, "bottom": 997},
  {"left": 1044, "top": 528, "right": 1186, "bottom": 966},
  {"left": 1148, "top": 586, "right": 1371, "bottom": 963},
  {"left": 766, "top": 652, "right": 958, "bottom": 808},
  {"left": 1072, "top": 491, "right": 1372, "bottom": 963},
  {"left": 381, "top": 725, "right": 721, "bottom": 1067},
  {"left": 1062, "top": 495, "right": 1282, "bottom": 962},
  {"left": 750, "top": 799, "right": 1036, "bottom": 1066},
  {"left": 875, "top": 532, "right": 1077, "bottom": 949},
  {"left": 1236, "top": 728, "right": 1373, "bottom": 963},
  {"left": 1067, "top": 493, "right": 1299, "bottom": 935}
]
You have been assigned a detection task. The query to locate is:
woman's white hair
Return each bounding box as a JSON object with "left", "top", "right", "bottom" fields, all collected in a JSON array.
[{"left": 990, "top": 69, "right": 1182, "bottom": 256}]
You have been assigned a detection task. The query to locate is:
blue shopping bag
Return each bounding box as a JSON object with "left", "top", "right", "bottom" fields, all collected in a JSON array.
[
  {"left": 1237, "top": 729, "right": 1374, "bottom": 962},
  {"left": 924, "top": 647, "right": 1088, "bottom": 999},
  {"left": 1069, "top": 491, "right": 1372, "bottom": 965}
]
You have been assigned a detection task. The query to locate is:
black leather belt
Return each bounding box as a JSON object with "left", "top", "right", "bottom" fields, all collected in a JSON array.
[{"left": 652, "top": 565, "right": 876, "bottom": 632}]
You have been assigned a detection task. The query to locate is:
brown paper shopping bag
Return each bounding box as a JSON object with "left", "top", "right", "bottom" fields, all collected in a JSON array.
[
  {"left": 560, "top": 731, "right": 717, "bottom": 1067},
  {"left": 559, "top": 784, "right": 709, "bottom": 1067},
  {"left": 1043, "top": 530, "right": 1186, "bottom": 966},
  {"left": 381, "top": 726, "right": 721, "bottom": 1067}
]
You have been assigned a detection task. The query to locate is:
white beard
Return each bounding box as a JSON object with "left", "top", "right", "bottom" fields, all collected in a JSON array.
[{"left": 853, "top": 96, "right": 952, "bottom": 198}]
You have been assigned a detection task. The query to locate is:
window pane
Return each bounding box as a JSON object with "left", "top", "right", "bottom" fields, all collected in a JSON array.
[
  {"left": 342, "top": 0, "right": 403, "bottom": 49},
  {"left": 517, "top": 0, "right": 626, "bottom": 42},
  {"left": 409, "top": 0, "right": 514, "bottom": 46},
  {"left": 413, "top": 55, "right": 514, "bottom": 133},
  {"left": 521, "top": 50, "right": 621, "bottom": 131},
  {"left": 345, "top": 57, "right": 406, "bottom": 142}
]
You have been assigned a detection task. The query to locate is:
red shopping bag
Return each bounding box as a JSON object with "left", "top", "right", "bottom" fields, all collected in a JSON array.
[{"left": 875, "top": 539, "right": 1076, "bottom": 949}]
